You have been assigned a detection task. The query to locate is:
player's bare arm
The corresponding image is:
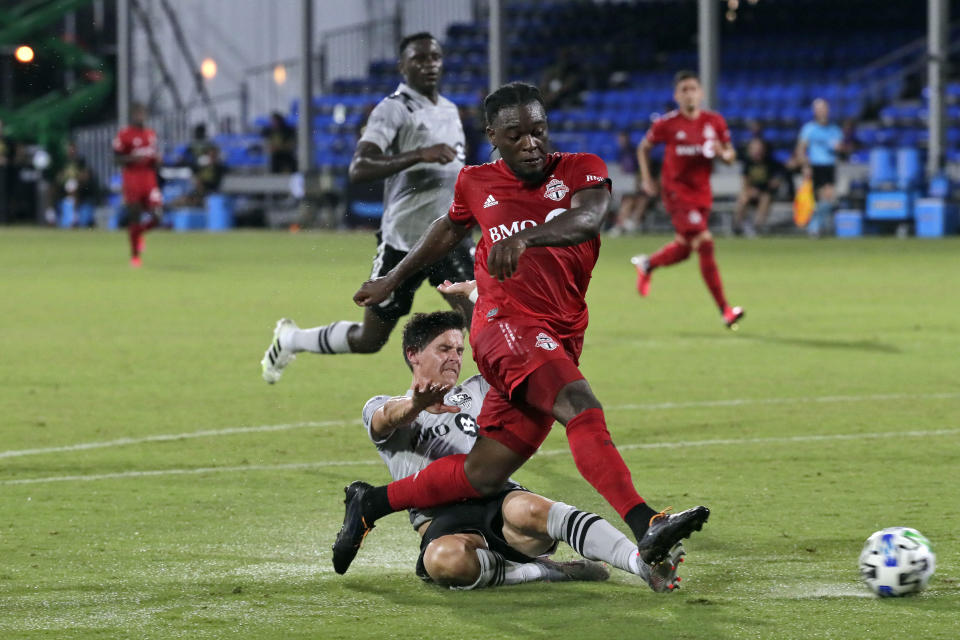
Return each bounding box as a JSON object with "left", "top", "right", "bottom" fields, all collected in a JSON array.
[
  {"left": 370, "top": 382, "right": 459, "bottom": 440},
  {"left": 637, "top": 137, "right": 657, "bottom": 196},
  {"left": 486, "top": 186, "right": 610, "bottom": 281},
  {"left": 436, "top": 279, "right": 477, "bottom": 298},
  {"left": 354, "top": 215, "right": 470, "bottom": 306},
  {"left": 349, "top": 141, "right": 457, "bottom": 183},
  {"left": 719, "top": 141, "right": 736, "bottom": 164}
]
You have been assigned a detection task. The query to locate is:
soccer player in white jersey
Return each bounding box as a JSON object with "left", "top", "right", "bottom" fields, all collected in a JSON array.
[
  {"left": 262, "top": 33, "right": 473, "bottom": 383},
  {"left": 342, "top": 289, "right": 685, "bottom": 592}
]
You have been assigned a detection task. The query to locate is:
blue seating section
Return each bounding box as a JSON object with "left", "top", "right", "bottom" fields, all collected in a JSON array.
[{"left": 170, "top": 0, "right": 947, "bottom": 174}]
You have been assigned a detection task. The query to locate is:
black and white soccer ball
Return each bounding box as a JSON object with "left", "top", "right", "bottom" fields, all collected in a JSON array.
[{"left": 858, "top": 527, "right": 935, "bottom": 597}]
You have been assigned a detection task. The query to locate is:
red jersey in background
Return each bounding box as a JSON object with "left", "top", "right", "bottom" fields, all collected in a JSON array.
[
  {"left": 645, "top": 109, "right": 730, "bottom": 211},
  {"left": 113, "top": 125, "right": 162, "bottom": 208}
]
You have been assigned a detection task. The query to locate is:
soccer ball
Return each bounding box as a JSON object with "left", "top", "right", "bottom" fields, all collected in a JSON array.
[{"left": 858, "top": 527, "right": 935, "bottom": 597}]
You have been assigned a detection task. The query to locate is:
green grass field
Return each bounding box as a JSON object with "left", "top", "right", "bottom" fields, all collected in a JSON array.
[{"left": 2, "top": 228, "right": 959, "bottom": 639}]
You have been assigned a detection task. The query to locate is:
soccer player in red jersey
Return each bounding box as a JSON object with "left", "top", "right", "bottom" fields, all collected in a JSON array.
[
  {"left": 113, "top": 103, "right": 163, "bottom": 267},
  {"left": 333, "top": 82, "right": 709, "bottom": 576},
  {"left": 633, "top": 71, "right": 744, "bottom": 328}
]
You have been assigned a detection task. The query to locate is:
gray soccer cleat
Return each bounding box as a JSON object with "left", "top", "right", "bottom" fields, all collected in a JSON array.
[
  {"left": 641, "top": 542, "right": 686, "bottom": 593},
  {"left": 537, "top": 558, "right": 611, "bottom": 583},
  {"left": 261, "top": 318, "right": 297, "bottom": 384}
]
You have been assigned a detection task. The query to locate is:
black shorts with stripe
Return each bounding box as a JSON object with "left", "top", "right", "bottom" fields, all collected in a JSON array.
[
  {"left": 369, "top": 234, "right": 475, "bottom": 322},
  {"left": 415, "top": 485, "right": 556, "bottom": 582}
]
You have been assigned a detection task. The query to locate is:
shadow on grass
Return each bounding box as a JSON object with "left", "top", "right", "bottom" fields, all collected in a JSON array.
[
  {"left": 681, "top": 332, "right": 902, "bottom": 354},
  {"left": 344, "top": 577, "right": 763, "bottom": 639}
]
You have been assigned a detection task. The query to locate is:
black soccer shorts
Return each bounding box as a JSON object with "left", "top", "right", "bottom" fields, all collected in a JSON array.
[
  {"left": 369, "top": 234, "right": 475, "bottom": 322},
  {"left": 414, "top": 485, "right": 558, "bottom": 582}
]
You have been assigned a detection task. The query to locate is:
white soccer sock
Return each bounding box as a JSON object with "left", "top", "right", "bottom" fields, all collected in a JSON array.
[
  {"left": 455, "top": 549, "right": 547, "bottom": 590},
  {"left": 546, "top": 502, "right": 643, "bottom": 576},
  {"left": 282, "top": 322, "right": 358, "bottom": 354}
]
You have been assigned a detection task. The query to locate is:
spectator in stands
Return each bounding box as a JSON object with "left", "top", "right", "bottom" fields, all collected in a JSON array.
[
  {"left": 0, "top": 119, "right": 10, "bottom": 223},
  {"left": 838, "top": 117, "right": 861, "bottom": 160},
  {"left": 540, "top": 47, "right": 584, "bottom": 110},
  {"left": 55, "top": 141, "right": 97, "bottom": 226},
  {"left": 173, "top": 141, "right": 227, "bottom": 208},
  {"left": 262, "top": 111, "right": 297, "bottom": 173},
  {"left": 734, "top": 138, "right": 784, "bottom": 237},
  {"left": 609, "top": 131, "right": 654, "bottom": 235},
  {"left": 795, "top": 98, "right": 842, "bottom": 236},
  {"left": 183, "top": 123, "right": 212, "bottom": 166}
]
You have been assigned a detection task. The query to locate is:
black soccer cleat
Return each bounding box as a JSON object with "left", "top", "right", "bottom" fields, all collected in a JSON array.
[
  {"left": 331, "top": 481, "right": 375, "bottom": 575},
  {"left": 637, "top": 505, "right": 710, "bottom": 565}
]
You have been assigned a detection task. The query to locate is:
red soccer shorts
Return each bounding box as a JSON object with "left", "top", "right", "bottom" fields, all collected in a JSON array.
[
  {"left": 471, "top": 317, "right": 585, "bottom": 458},
  {"left": 123, "top": 175, "right": 162, "bottom": 209},
  {"left": 664, "top": 194, "right": 710, "bottom": 240}
]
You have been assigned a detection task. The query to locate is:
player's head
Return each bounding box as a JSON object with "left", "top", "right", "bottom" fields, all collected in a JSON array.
[
  {"left": 673, "top": 70, "right": 702, "bottom": 113},
  {"left": 812, "top": 98, "right": 830, "bottom": 123},
  {"left": 130, "top": 102, "right": 147, "bottom": 127},
  {"left": 401, "top": 311, "right": 466, "bottom": 385},
  {"left": 398, "top": 32, "right": 442, "bottom": 95},
  {"left": 484, "top": 82, "right": 548, "bottom": 182}
]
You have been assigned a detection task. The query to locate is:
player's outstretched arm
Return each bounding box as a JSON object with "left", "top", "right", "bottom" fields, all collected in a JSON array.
[
  {"left": 370, "top": 382, "right": 460, "bottom": 440},
  {"left": 349, "top": 141, "right": 457, "bottom": 183},
  {"left": 354, "top": 215, "right": 470, "bottom": 306},
  {"left": 436, "top": 279, "right": 477, "bottom": 300},
  {"left": 486, "top": 186, "right": 610, "bottom": 281}
]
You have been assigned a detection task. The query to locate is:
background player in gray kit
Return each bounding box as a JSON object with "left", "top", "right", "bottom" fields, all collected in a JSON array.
[
  {"left": 262, "top": 32, "right": 474, "bottom": 383},
  {"left": 347, "top": 286, "right": 685, "bottom": 592}
]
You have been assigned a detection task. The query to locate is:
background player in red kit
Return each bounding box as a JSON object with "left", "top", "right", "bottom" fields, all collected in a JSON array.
[
  {"left": 334, "top": 82, "right": 709, "bottom": 576},
  {"left": 113, "top": 103, "right": 162, "bottom": 267},
  {"left": 634, "top": 71, "right": 744, "bottom": 328}
]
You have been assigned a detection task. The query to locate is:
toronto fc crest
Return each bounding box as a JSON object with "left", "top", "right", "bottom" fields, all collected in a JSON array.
[
  {"left": 543, "top": 177, "right": 569, "bottom": 202},
  {"left": 535, "top": 332, "right": 558, "bottom": 351}
]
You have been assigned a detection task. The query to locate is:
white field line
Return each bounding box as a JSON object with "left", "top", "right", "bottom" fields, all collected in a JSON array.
[
  {"left": 3, "top": 427, "right": 959, "bottom": 487},
  {"left": 3, "top": 391, "right": 959, "bottom": 462},
  {"left": 0, "top": 420, "right": 356, "bottom": 460}
]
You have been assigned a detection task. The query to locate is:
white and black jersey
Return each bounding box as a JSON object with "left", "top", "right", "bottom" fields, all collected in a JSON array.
[
  {"left": 362, "top": 374, "right": 489, "bottom": 530},
  {"left": 359, "top": 82, "right": 466, "bottom": 251}
]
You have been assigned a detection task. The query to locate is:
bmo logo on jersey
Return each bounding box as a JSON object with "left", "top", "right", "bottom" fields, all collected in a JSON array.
[
  {"left": 487, "top": 208, "right": 567, "bottom": 243},
  {"left": 488, "top": 219, "right": 537, "bottom": 243},
  {"left": 676, "top": 141, "right": 717, "bottom": 158}
]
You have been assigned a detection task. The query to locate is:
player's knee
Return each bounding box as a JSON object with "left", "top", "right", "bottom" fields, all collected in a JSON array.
[
  {"left": 502, "top": 493, "right": 552, "bottom": 535},
  {"left": 554, "top": 380, "right": 602, "bottom": 424},
  {"left": 422, "top": 536, "right": 480, "bottom": 587},
  {"left": 349, "top": 329, "right": 389, "bottom": 353},
  {"left": 350, "top": 338, "right": 385, "bottom": 354},
  {"left": 463, "top": 462, "right": 511, "bottom": 496},
  {"left": 693, "top": 233, "right": 713, "bottom": 252}
]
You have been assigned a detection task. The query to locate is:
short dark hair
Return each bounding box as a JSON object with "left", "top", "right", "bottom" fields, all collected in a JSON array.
[
  {"left": 401, "top": 311, "right": 466, "bottom": 369},
  {"left": 398, "top": 32, "right": 436, "bottom": 56},
  {"left": 483, "top": 82, "right": 545, "bottom": 127},
  {"left": 673, "top": 70, "right": 699, "bottom": 88}
]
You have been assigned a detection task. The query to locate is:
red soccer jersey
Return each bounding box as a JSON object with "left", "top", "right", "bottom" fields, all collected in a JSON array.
[
  {"left": 646, "top": 109, "right": 730, "bottom": 209},
  {"left": 448, "top": 152, "right": 610, "bottom": 339},
  {"left": 112, "top": 125, "right": 159, "bottom": 183}
]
